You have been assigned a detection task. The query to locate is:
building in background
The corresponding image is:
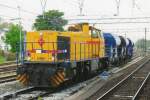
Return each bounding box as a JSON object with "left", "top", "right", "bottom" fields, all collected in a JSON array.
[{"left": 0, "top": 28, "right": 9, "bottom": 51}]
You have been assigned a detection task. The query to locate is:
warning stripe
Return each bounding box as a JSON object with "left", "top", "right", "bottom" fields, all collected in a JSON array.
[
  {"left": 21, "top": 76, "right": 27, "bottom": 83},
  {"left": 16, "top": 74, "right": 28, "bottom": 85},
  {"left": 50, "top": 78, "right": 57, "bottom": 87},
  {"left": 50, "top": 76, "right": 60, "bottom": 86},
  {"left": 23, "top": 75, "right": 29, "bottom": 85},
  {"left": 53, "top": 75, "right": 62, "bottom": 83},
  {"left": 16, "top": 75, "right": 21, "bottom": 80},
  {"left": 61, "top": 72, "right": 65, "bottom": 77},
  {"left": 21, "top": 77, "right": 27, "bottom": 84},
  {"left": 49, "top": 70, "right": 65, "bottom": 87},
  {"left": 19, "top": 74, "right": 26, "bottom": 82},
  {"left": 56, "top": 72, "right": 64, "bottom": 81}
]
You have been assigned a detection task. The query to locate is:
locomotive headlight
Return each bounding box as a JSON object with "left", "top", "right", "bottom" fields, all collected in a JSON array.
[
  {"left": 27, "top": 57, "right": 31, "bottom": 60},
  {"left": 63, "top": 49, "right": 67, "bottom": 53},
  {"left": 52, "top": 56, "right": 55, "bottom": 61}
]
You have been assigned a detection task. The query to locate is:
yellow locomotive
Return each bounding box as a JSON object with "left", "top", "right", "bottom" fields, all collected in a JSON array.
[{"left": 16, "top": 23, "right": 108, "bottom": 87}]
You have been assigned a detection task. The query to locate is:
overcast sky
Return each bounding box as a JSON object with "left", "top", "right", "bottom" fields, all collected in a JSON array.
[{"left": 0, "top": 0, "right": 150, "bottom": 42}]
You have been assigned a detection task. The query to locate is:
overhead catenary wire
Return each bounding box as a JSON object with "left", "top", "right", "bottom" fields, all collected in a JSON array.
[
  {"left": 67, "top": 16, "right": 150, "bottom": 20},
  {"left": 0, "top": 3, "right": 39, "bottom": 15},
  {"left": 0, "top": 14, "right": 16, "bottom": 19},
  {"left": 63, "top": 0, "right": 79, "bottom": 6},
  {"left": 68, "top": 21, "right": 150, "bottom": 25}
]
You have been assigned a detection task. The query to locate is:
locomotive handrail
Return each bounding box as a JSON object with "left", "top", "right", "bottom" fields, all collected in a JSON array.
[{"left": 22, "top": 41, "right": 104, "bottom": 63}]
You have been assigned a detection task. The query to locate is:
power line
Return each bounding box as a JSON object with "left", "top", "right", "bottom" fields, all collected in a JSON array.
[
  {"left": 0, "top": 14, "right": 16, "bottom": 19},
  {"left": 64, "top": 0, "right": 78, "bottom": 6},
  {"left": 64, "top": 0, "right": 85, "bottom": 15},
  {"left": 68, "top": 21, "right": 150, "bottom": 25},
  {"left": 67, "top": 16, "right": 150, "bottom": 24},
  {"left": 102, "top": 28, "right": 150, "bottom": 31},
  {"left": 67, "top": 16, "right": 150, "bottom": 20},
  {"left": 103, "top": 30, "right": 150, "bottom": 33},
  {"left": 0, "top": 13, "right": 35, "bottom": 21},
  {"left": 0, "top": 3, "right": 39, "bottom": 15},
  {"left": 84, "top": 21, "right": 150, "bottom": 24}
]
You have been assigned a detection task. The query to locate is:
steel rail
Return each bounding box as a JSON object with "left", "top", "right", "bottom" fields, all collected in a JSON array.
[
  {"left": 132, "top": 72, "right": 150, "bottom": 100},
  {"left": 0, "top": 87, "right": 35, "bottom": 100},
  {"left": 0, "top": 75, "right": 16, "bottom": 83},
  {"left": 0, "top": 86, "right": 55, "bottom": 100},
  {"left": 0, "top": 61, "right": 16, "bottom": 66},
  {"left": 97, "top": 58, "right": 150, "bottom": 100}
]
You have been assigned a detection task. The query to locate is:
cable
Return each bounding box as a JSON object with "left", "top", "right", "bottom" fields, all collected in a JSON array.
[
  {"left": 67, "top": 17, "right": 150, "bottom": 20},
  {"left": 62, "top": 0, "right": 78, "bottom": 7},
  {"left": 0, "top": 14, "right": 16, "bottom": 19},
  {"left": 103, "top": 28, "right": 150, "bottom": 30},
  {"left": 0, "top": 3, "right": 39, "bottom": 15}
]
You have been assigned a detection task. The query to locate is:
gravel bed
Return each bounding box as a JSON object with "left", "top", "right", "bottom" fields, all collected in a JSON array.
[
  {"left": 0, "top": 81, "right": 26, "bottom": 96},
  {"left": 43, "top": 76, "right": 99, "bottom": 100}
]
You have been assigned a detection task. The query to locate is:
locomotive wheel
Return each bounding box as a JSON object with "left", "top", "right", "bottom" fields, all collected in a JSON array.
[
  {"left": 75, "top": 61, "right": 91, "bottom": 82},
  {"left": 83, "top": 62, "right": 91, "bottom": 80},
  {"left": 98, "top": 58, "right": 109, "bottom": 72},
  {"left": 75, "top": 62, "right": 83, "bottom": 82},
  {"left": 116, "top": 58, "right": 120, "bottom": 67},
  {"left": 98, "top": 60, "right": 104, "bottom": 72}
]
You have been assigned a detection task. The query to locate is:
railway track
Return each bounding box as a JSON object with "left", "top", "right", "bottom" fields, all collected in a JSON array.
[
  {"left": 132, "top": 72, "right": 150, "bottom": 100},
  {"left": 0, "top": 86, "right": 57, "bottom": 100},
  {"left": 0, "top": 75, "right": 16, "bottom": 84},
  {"left": 0, "top": 64, "right": 17, "bottom": 72},
  {"left": 0, "top": 73, "right": 103, "bottom": 100},
  {"left": 0, "top": 61, "right": 16, "bottom": 66},
  {"left": 0, "top": 63, "right": 18, "bottom": 84},
  {"left": 97, "top": 58, "right": 150, "bottom": 100}
]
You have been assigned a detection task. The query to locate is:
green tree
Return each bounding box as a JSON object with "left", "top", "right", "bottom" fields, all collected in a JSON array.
[
  {"left": 33, "top": 10, "right": 68, "bottom": 31},
  {"left": 2, "top": 24, "right": 23, "bottom": 52}
]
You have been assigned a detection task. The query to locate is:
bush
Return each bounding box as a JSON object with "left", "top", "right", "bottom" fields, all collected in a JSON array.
[
  {"left": 0, "top": 49, "right": 16, "bottom": 61},
  {"left": 0, "top": 49, "right": 5, "bottom": 57},
  {"left": 0, "top": 55, "right": 5, "bottom": 64},
  {"left": 5, "top": 52, "right": 16, "bottom": 61}
]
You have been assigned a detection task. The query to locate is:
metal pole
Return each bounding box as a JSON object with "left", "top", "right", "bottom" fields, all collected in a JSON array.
[
  {"left": 18, "top": 6, "right": 22, "bottom": 63},
  {"left": 78, "top": 0, "right": 84, "bottom": 16},
  {"left": 124, "top": 33, "right": 126, "bottom": 38},
  {"left": 40, "top": 0, "right": 47, "bottom": 19},
  {"left": 144, "top": 28, "right": 147, "bottom": 56},
  {"left": 115, "top": 0, "right": 121, "bottom": 16},
  {"left": 132, "top": 0, "right": 135, "bottom": 15}
]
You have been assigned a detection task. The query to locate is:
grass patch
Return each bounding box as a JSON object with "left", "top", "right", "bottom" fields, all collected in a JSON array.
[{"left": 0, "top": 56, "right": 5, "bottom": 64}]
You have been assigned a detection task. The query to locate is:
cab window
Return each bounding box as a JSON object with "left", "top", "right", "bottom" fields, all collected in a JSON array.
[{"left": 91, "top": 29, "right": 99, "bottom": 38}]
